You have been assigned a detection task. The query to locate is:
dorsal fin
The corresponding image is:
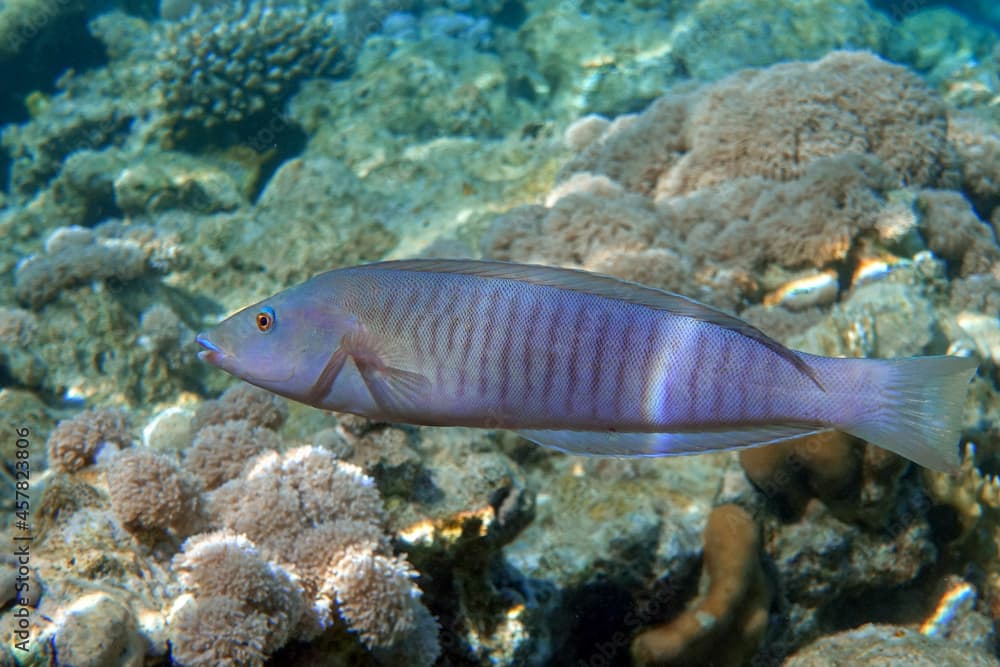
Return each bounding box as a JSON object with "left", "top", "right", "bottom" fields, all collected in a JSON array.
[{"left": 358, "top": 259, "right": 825, "bottom": 391}]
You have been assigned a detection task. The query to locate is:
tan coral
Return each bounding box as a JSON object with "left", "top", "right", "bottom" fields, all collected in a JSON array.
[
  {"left": 183, "top": 420, "right": 280, "bottom": 491},
  {"left": 948, "top": 110, "right": 1000, "bottom": 215},
  {"left": 739, "top": 431, "right": 860, "bottom": 516},
  {"left": 631, "top": 504, "right": 771, "bottom": 667},
  {"left": 169, "top": 595, "right": 270, "bottom": 667},
  {"left": 739, "top": 431, "right": 908, "bottom": 528},
  {"left": 923, "top": 444, "right": 1000, "bottom": 619},
  {"left": 192, "top": 384, "right": 289, "bottom": 431},
  {"left": 923, "top": 443, "right": 1000, "bottom": 540},
  {"left": 915, "top": 189, "right": 1000, "bottom": 276},
  {"left": 171, "top": 531, "right": 304, "bottom": 657},
  {"left": 47, "top": 408, "right": 132, "bottom": 473},
  {"left": 327, "top": 543, "right": 423, "bottom": 648},
  {"left": 105, "top": 449, "right": 200, "bottom": 537},
  {"left": 206, "top": 446, "right": 439, "bottom": 662},
  {"left": 657, "top": 50, "right": 954, "bottom": 196}
]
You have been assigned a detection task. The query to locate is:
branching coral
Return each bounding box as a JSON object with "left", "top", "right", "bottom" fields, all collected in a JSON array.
[
  {"left": 924, "top": 443, "right": 1000, "bottom": 544},
  {"left": 46, "top": 408, "right": 132, "bottom": 472},
  {"left": 155, "top": 0, "right": 347, "bottom": 133},
  {"left": 631, "top": 504, "right": 771, "bottom": 667},
  {"left": 923, "top": 444, "right": 1000, "bottom": 620}
]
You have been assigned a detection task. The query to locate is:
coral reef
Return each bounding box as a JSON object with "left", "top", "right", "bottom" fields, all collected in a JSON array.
[
  {"left": 557, "top": 50, "right": 955, "bottom": 196},
  {"left": 669, "top": 0, "right": 891, "bottom": 81},
  {"left": 2, "top": 0, "right": 1000, "bottom": 662},
  {"left": 631, "top": 504, "right": 771, "bottom": 667},
  {"left": 205, "top": 445, "right": 440, "bottom": 663},
  {"left": 915, "top": 189, "right": 1000, "bottom": 276},
  {"left": 739, "top": 432, "right": 909, "bottom": 527},
  {"left": 785, "top": 622, "right": 1000, "bottom": 666},
  {"left": 46, "top": 408, "right": 132, "bottom": 472},
  {"left": 483, "top": 51, "right": 978, "bottom": 313},
  {"left": 948, "top": 111, "right": 1000, "bottom": 218},
  {"left": 9, "top": 391, "right": 442, "bottom": 665},
  {"left": 183, "top": 420, "right": 280, "bottom": 491},
  {"left": 14, "top": 223, "right": 181, "bottom": 308},
  {"left": 192, "top": 384, "right": 289, "bottom": 432},
  {"left": 923, "top": 444, "right": 1000, "bottom": 617},
  {"left": 106, "top": 449, "right": 200, "bottom": 537},
  {"left": 170, "top": 531, "right": 305, "bottom": 667},
  {"left": 154, "top": 1, "right": 347, "bottom": 134}
]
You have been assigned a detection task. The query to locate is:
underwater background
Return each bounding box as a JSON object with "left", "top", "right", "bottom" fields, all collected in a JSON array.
[{"left": 1, "top": 0, "right": 1000, "bottom": 665}]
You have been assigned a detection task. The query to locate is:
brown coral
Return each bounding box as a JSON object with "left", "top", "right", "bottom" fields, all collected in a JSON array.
[
  {"left": 484, "top": 53, "right": 953, "bottom": 313},
  {"left": 47, "top": 408, "right": 132, "bottom": 472},
  {"left": 668, "top": 154, "right": 895, "bottom": 270},
  {"left": 657, "top": 51, "right": 954, "bottom": 196},
  {"left": 739, "top": 431, "right": 909, "bottom": 528},
  {"left": 106, "top": 449, "right": 199, "bottom": 536},
  {"left": 210, "top": 447, "right": 386, "bottom": 555},
  {"left": 484, "top": 189, "right": 661, "bottom": 268},
  {"left": 171, "top": 531, "right": 305, "bottom": 658},
  {"left": 207, "top": 446, "right": 438, "bottom": 661},
  {"left": 631, "top": 504, "right": 771, "bottom": 667},
  {"left": 948, "top": 110, "right": 1000, "bottom": 217},
  {"left": 192, "top": 384, "right": 288, "bottom": 431},
  {"left": 328, "top": 544, "right": 424, "bottom": 648},
  {"left": 556, "top": 92, "right": 694, "bottom": 196},
  {"left": 556, "top": 52, "right": 953, "bottom": 201},
  {"left": 170, "top": 595, "right": 270, "bottom": 667},
  {"left": 183, "top": 420, "right": 280, "bottom": 491},
  {"left": 916, "top": 189, "right": 1000, "bottom": 277}
]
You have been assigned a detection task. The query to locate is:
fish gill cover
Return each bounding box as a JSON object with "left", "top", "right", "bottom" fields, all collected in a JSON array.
[{"left": 0, "top": 0, "right": 999, "bottom": 666}]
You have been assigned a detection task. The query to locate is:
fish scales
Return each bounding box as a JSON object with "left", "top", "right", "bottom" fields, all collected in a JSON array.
[
  {"left": 197, "top": 259, "right": 979, "bottom": 471},
  {"left": 365, "top": 268, "right": 809, "bottom": 429}
]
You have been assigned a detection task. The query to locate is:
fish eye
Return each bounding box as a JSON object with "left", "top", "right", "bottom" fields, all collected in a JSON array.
[{"left": 255, "top": 306, "right": 276, "bottom": 333}]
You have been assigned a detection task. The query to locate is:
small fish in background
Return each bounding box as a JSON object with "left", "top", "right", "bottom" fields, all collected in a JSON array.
[{"left": 196, "top": 259, "right": 978, "bottom": 471}]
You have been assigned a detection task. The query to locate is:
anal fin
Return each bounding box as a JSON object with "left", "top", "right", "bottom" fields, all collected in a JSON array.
[{"left": 517, "top": 424, "right": 829, "bottom": 457}]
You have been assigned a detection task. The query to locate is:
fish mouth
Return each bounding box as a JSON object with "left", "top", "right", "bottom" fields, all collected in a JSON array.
[{"left": 195, "top": 333, "right": 227, "bottom": 366}]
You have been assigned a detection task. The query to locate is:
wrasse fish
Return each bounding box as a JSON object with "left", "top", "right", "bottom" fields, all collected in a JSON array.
[{"left": 196, "top": 259, "right": 978, "bottom": 471}]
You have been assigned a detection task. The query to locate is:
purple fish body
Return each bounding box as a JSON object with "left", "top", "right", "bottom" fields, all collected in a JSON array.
[{"left": 197, "top": 259, "right": 978, "bottom": 471}]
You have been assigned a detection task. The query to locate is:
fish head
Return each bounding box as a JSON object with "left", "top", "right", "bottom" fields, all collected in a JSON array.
[{"left": 196, "top": 280, "right": 355, "bottom": 400}]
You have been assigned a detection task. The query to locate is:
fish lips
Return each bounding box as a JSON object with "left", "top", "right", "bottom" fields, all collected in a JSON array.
[{"left": 195, "top": 333, "right": 226, "bottom": 366}]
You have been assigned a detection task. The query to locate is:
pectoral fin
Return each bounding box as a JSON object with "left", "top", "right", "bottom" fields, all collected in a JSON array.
[
  {"left": 357, "top": 364, "right": 431, "bottom": 415},
  {"left": 341, "top": 327, "right": 430, "bottom": 415}
]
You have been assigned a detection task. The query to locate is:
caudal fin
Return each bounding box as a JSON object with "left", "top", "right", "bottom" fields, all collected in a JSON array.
[{"left": 842, "top": 355, "right": 978, "bottom": 472}]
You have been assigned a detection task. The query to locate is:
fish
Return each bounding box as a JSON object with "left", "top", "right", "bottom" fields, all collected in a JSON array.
[{"left": 196, "top": 259, "right": 978, "bottom": 471}]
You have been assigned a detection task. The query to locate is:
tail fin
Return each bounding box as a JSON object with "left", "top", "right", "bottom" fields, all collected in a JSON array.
[{"left": 842, "top": 355, "right": 979, "bottom": 472}]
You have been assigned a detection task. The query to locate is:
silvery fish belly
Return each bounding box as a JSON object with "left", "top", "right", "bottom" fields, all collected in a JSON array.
[{"left": 196, "top": 259, "right": 978, "bottom": 472}]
